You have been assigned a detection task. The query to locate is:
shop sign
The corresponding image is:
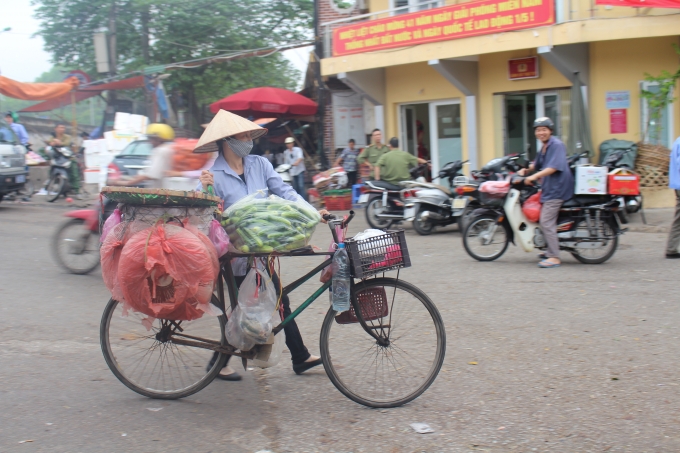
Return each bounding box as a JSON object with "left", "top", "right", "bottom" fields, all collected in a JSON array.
[
  {"left": 596, "top": 0, "right": 680, "bottom": 8},
  {"left": 605, "top": 90, "right": 630, "bottom": 109},
  {"left": 508, "top": 56, "right": 539, "bottom": 80},
  {"left": 332, "top": 0, "right": 555, "bottom": 57},
  {"left": 610, "top": 108, "right": 627, "bottom": 134}
]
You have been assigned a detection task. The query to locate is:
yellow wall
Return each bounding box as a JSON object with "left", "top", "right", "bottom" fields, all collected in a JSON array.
[
  {"left": 384, "top": 62, "right": 467, "bottom": 159},
  {"left": 477, "top": 51, "right": 572, "bottom": 165},
  {"left": 590, "top": 37, "right": 680, "bottom": 155}
]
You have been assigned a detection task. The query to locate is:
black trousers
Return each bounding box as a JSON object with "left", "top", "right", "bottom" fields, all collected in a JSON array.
[
  {"left": 347, "top": 171, "right": 358, "bottom": 187},
  {"left": 220, "top": 272, "right": 311, "bottom": 367}
]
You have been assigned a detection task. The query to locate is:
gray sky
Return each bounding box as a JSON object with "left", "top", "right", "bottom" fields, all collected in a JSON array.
[{"left": 0, "top": 0, "right": 311, "bottom": 84}]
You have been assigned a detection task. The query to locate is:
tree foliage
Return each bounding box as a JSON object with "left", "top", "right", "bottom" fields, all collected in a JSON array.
[
  {"left": 31, "top": 0, "right": 313, "bottom": 130},
  {"left": 640, "top": 44, "right": 680, "bottom": 145}
]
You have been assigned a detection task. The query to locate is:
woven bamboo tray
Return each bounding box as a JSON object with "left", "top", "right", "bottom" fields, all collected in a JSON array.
[
  {"left": 101, "top": 187, "right": 221, "bottom": 207},
  {"left": 635, "top": 142, "right": 670, "bottom": 170}
]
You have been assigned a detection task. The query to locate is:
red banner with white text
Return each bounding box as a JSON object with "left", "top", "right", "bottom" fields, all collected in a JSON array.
[
  {"left": 596, "top": 0, "right": 680, "bottom": 7},
  {"left": 332, "top": 0, "right": 555, "bottom": 57}
]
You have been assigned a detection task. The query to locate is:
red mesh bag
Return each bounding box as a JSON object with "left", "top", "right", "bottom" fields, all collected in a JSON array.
[
  {"left": 522, "top": 193, "right": 542, "bottom": 223},
  {"left": 117, "top": 223, "right": 218, "bottom": 321},
  {"left": 100, "top": 221, "right": 148, "bottom": 302},
  {"left": 182, "top": 220, "right": 219, "bottom": 281}
]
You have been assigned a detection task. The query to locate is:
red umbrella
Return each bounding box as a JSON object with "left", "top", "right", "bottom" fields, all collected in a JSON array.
[{"left": 210, "top": 87, "right": 317, "bottom": 118}]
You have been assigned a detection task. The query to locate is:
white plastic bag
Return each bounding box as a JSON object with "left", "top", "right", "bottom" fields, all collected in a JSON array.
[
  {"left": 352, "top": 229, "right": 393, "bottom": 258},
  {"left": 225, "top": 268, "right": 278, "bottom": 351},
  {"left": 249, "top": 313, "right": 286, "bottom": 368}
]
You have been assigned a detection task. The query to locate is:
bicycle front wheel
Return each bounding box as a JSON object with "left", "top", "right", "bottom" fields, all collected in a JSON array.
[
  {"left": 320, "top": 278, "right": 446, "bottom": 408},
  {"left": 100, "top": 296, "right": 227, "bottom": 399}
]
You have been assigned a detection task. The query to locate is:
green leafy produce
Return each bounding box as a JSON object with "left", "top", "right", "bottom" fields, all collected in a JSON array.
[{"left": 223, "top": 193, "right": 321, "bottom": 253}]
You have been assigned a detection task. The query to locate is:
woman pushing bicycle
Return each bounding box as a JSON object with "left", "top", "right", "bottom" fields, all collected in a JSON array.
[{"left": 194, "top": 109, "right": 330, "bottom": 380}]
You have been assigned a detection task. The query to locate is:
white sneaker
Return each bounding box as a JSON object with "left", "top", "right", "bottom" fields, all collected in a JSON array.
[{"left": 36, "top": 188, "right": 47, "bottom": 196}]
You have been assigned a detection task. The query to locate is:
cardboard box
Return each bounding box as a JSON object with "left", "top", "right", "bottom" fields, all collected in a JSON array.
[
  {"left": 575, "top": 165, "right": 608, "bottom": 195},
  {"left": 608, "top": 169, "right": 640, "bottom": 195}
]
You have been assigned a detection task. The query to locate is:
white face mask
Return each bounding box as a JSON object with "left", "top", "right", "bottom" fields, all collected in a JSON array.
[{"left": 225, "top": 137, "right": 253, "bottom": 157}]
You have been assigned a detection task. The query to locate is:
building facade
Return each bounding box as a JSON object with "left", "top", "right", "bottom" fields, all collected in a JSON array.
[{"left": 320, "top": 0, "right": 680, "bottom": 205}]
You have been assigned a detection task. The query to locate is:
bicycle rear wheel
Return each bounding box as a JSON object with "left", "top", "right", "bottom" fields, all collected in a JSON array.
[
  {"left": 320, "top": 277, "right": 445, "bottom": 408},
  {"left": 100, "top": 296, "right": 227, "bottom": 399}
]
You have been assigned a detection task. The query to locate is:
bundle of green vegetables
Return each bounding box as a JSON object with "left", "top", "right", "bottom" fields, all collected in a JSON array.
[{"left": 221, "top": 193, "right": 321, "bottom": 253}]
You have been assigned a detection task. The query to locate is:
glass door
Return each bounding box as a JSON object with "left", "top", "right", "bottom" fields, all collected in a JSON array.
[
  {"left": 400, "top": 105, "right": 417, "bottom": 155},
  {"left": 506, "top": 95, "right": 528, "bottom": 158},
  {"left": 428, "top": 100, "right": 462, "bottom": 176}
]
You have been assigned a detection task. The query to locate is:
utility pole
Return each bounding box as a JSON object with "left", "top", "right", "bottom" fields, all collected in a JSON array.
[
  {"left": 313, "top": 0, "right": 328, "bottom": 169},
  {"left": 104, "top": 0, "right": 118, "bottom": 131}
]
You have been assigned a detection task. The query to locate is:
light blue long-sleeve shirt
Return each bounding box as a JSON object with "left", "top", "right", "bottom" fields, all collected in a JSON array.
[
  {"left": 670, "top": 137, "right": 680, "bottom": 190},
  {"left": 197, "top": 153, "right": 314, "bottom": 275},
  {"left": 10, "top": 123, "right": 29, "bottom": 145}
]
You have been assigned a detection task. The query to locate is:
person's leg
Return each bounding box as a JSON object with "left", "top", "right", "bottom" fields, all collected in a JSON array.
[
  {"left": 269, "top": 272, "right": 311, "bottom": 365},
  {"left": 295, "top": 173, "right": 308, "bottom": 201},
  {"left": 539, "top": 199, "right": 563, "bottom": 264},
  {"left": 666, "top": 190, "right": 680, "bottom": 256},
  {"left": 347, "top": 171, "right": 357, "bottom": 187}
]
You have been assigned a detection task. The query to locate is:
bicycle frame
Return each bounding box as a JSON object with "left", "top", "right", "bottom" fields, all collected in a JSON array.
[{"left": 172, "top": 210, "right": 390, "bottom": 357}]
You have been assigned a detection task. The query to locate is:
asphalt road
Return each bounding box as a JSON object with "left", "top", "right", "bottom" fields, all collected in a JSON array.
[{"left": 1, "top": 197, "right": 678, "bottom": 452}]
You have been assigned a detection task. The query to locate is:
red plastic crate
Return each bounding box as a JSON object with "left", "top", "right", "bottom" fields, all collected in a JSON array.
[
  {"left": 608, "top": 169, "right": 640, "bottom": 196},
  {"left": 324, "top": 195, "right": 352, "bottom": 210}
]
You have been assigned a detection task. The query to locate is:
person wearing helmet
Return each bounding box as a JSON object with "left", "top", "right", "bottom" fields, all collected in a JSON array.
[
  {"left": 283, "top": 136, "right": 307, "bottom": 201},
  {"left": 519, "top": 117, "right": 574, "bottom": 268},
  {"left": 111, "top": 123, "right": 175, "bottom": 188}
]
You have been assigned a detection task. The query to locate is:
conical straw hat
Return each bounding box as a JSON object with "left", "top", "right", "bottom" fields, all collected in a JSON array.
[{"left": 193, "top": 109, "right": 267, "bottom": 153}]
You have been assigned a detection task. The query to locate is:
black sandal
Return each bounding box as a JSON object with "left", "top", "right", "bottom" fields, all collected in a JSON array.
[{"left": 293, "top": 358, "right": 323, "bottom": 375}]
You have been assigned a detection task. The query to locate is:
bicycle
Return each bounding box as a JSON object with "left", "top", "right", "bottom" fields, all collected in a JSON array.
[{"left": 100, "top": 211, "right": 446, "bottom": 408}]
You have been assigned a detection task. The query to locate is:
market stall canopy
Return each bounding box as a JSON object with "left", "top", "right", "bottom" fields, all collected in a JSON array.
[
  {"left": 210, "top": 87, "right": 318, "bottom": 118},
  {"left": 596, "top": 0, "right": 680, "bottom": 6},
  {"left": 20, "top": 75, "right": 146, "bottom": 113},
  {"left": 0, "top": 76, "right": 79, "bottom": 101}
]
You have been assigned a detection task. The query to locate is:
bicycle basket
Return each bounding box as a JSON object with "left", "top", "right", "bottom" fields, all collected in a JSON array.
[
  {"left": 479, "top": 192, "right": 506, "bottom": 207},
  {"left": 344, "top": 230, "right": 411, "bottom": 279},
  {"left": 335, "top": 286, "right": 389, "bottom": 324}
]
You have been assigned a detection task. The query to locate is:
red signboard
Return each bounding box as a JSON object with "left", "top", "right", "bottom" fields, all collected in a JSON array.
[
  {"left": 610, "top": 108, "right": 627, "bottom": 134},
  {"left": 508, "top": 56, "right": 539, "bottom": 79},
  {"left": 332, "top": 0, "right": 555, "bottom": 57},
  {"left": 596, "top": 0, "right": 680, "bottom": 7}
]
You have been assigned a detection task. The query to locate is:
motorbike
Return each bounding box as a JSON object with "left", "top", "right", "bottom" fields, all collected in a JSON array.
[
  {"left": 451, "top": 154, "right": 526, "bottom": 232},
  {"left": 462, "top": 176, "right": 625, "bottom": 264},
  {"left": 600, "top": 148, "right": 644, "bottom": 225},
  {"left": 358, "top": 163, "right": 428, "bottom": 230},
  {"left": 401, "top": 160, "right": 468, "bottom": 235},
  {"left": 275, "top": 163, "right": 292, "bottom": 185},
  {"left": 45, "top": 145, "right": 77, "bottom": 202},
  {"left": 52, "top": 197, "right": 117, "bottom": 274}
]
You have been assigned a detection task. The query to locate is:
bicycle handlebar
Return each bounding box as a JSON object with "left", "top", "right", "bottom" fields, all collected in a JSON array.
[{"left": 324, "top": 210, "right": 355, "bottom": 243}]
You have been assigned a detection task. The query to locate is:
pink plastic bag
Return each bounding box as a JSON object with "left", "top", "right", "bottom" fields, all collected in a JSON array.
[
  {"left": 208, "top": 219, "right": 230, "bottom": 257},
  {"left": 522, "top": 193, "right": 542, "bottom": 223},
  {"left": 320, "top": 223, "right": 346, "bottom": 283},
  {"left": 480, "top": 181, "right": 510, "bottom": 195},
  {"left": 100, "top": 220, "right": 147, "bottom": 302},
  {"left": 100, "top": 208, "right": 121, "bottom": 243}
]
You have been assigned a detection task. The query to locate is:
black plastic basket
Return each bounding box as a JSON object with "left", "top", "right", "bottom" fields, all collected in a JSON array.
[
  {"left": 344, "top": 230, "right": 411, "bottom": 279},
  {"left": 479, "top": 191, "right": 506, "bottom": 207}
]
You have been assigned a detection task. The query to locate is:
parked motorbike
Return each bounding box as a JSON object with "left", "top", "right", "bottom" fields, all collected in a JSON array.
[
  {"left": 45, "top": 145, "right": 76, "bottom": 202},
  {"left": 358, "top": 163, "right": 428, "bottom": 230},
  {"left": 600, "top": 148, "right": 643, "bottom": 224},
  {"left": 462, "top": 176, "right": 624, "bottom": 264},
  {"left": 402, "top": 160, "right": 468, "bottom": 235},
  {"left": 52, "top": 197, "right": 116, "bottom": 274},
  {"left": 275, "top": 163, "right": 292, "bottom": 185}
]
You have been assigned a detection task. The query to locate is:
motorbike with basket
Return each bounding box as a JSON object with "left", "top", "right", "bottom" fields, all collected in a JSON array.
[
  {"left": 450, "top": 153, "right": 526, "bottom": 232},
  {"left": 462, "top": 176, "right": 625, "bottom": 264},
  {"left": 358, "top": 162, "right": 428, "bottom": 230},
  {"left": 600, "top": 147, "right": 644, "bottom": 224},
  {"left": 401, "top": 160, "right": 468, "bottom": 235}
]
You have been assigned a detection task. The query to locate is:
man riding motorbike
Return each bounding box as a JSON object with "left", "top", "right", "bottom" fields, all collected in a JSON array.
[
  {"left": 374, "top": 137, "right": 428, "bottom": 185},
  {"left": 49, "top": 124, "right": 82, "bottom": 199},
  {"left": 518, "top": 117, "right": 574, "bottom": 268}
]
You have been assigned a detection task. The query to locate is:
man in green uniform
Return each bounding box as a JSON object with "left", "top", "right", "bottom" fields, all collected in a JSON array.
[
  {"left": 357, "top": 128, "right": 389, "bottom": 179},
  {"left": 375, "top": 137, "right": 428, "bottom": 185}
]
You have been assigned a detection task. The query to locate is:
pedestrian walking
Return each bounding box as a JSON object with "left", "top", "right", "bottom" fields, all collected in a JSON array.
[{"left": 666, "top": 135, "right": 680, "bottom": 258}]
